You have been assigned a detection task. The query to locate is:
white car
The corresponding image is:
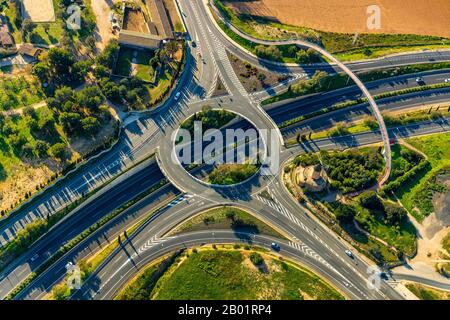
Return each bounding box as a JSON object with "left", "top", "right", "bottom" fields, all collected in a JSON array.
[
  {"left": 444, "top": 78, "right": 450, "bottom": 83},
  {"left": 30, "top": 254, "right": 39, "bottom": 262},
  {"left": 174, "top": 92, "right": 181, "bottom": 101},
  {"left": 345, "top": 250, "right": 354, "bottom": 258}
]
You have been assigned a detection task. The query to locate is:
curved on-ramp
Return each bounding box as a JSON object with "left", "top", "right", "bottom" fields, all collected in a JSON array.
[{"left": 207, "top": 0, "right": 392, "bottom": 185}]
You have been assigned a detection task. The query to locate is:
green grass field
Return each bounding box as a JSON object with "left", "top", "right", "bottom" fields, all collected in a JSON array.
[
  {"left": 151, "top": 249, "right": 344, "bottom": 300},
  {"left": 116, "top": 48, "right": 154, "bottom": 82},
  {"left": 170, "top": 206, "right": 283, "bottom": 238},
  {"left": 394, "top": 133, "right": 450, "bottom": 221}
]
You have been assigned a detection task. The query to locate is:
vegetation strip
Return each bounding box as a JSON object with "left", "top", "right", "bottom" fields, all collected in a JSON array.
[
  {"left": 278, "top": 82, "right": 450, "bottom": 129},
  {"left": 263, "top": 63, "right": 450, "bottom": 105},
  {"left": 49, "top": 195, "right": 179, "bottom": 300}
]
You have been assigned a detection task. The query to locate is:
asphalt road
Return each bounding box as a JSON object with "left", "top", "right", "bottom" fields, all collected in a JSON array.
[{"left": 2, "top": 0, "right": 450, "bottom": 301}]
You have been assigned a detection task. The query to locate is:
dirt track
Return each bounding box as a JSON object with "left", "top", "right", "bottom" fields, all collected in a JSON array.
[{"left": 225, "top": 0, "right": 450, "bottom": 38}]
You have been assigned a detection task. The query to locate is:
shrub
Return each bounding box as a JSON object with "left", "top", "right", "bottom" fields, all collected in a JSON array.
[
  {"left": 249, "top": 252, "right": 264, "bottom": 266},
  {"left": 359, "top": 191, "right": 382, "bottom": 210}
]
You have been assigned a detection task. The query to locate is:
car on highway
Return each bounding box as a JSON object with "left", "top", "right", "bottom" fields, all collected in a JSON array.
[
  {"left": 191, "top": 41, "right": 197, "bottom": 48},
  {"left": 415, "top": 77, "right": 425, "bottom": 85},
  {"left": 445, "top": 78, "right": 450, "bottom": 83},
  {"left": 271, "top": 242, "right": 280, "bottom": 251},
  {"left": 345, "top": 250, "right": 354, "bottom": 258},
  {"left": 174, "top": 92, "right": 181, "bottom": 101},
  {"left": 30, "top": 254, "right": 39, "bottom": 262}
]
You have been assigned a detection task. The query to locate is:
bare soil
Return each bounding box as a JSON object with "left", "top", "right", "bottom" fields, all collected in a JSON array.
[
  {"left": 123, "top": 9, "right": 149, "bottom": 33},
  {"left": 91, "top": 0, "right": 118, "bottom": 50},
  {"left": 224, "top": 0, "right": 450, "bottom": 38},
  {"left": 227, "top": 51, "right": 288, "bottom": 93},
  {"left": 162, "top": 0, "right": 182, "bottom": 31}
]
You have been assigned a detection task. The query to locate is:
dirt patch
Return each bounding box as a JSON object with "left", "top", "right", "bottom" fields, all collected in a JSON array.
[
  {"left": 123, "top": 8, "right": 149, "bottom": 33},
  {"left": 224, "top": 0, "right": 450, "bottom": 38},
  {"left": 0, "top": 118, "right": 118, "bottom": 214},
  {"left": 21, "top": 0, "right": 55, "bottom": 22},
  {"left": 162, "top": 0, "right": 182, "bottom": 32},
  {"left": 91, "top": 0, "right": 118, "bottom": 50},
  {"left": 227, "top": 51, "right": 288, "bottom": 93}
]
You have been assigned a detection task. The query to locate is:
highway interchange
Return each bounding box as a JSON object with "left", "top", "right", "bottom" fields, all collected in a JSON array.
[{"left": 1, "top": 0, "right": 450, "bottom": 300}]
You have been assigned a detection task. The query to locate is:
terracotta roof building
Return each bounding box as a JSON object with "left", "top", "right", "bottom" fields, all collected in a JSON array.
[{"left": 18, "top": 44, "right": 42, "bottom": 59}]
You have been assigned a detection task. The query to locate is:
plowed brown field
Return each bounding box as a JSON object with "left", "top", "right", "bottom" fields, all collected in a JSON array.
[{"left": 224, "top": 0, "right": 450, "bottom": 38}]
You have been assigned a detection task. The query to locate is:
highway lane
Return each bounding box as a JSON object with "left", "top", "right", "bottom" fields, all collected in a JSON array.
[
  {"left": 3, "top": 91, "right": 450, "bottom": 299},
  {"left": 392, "top": 274, "right": 450, "bottom": 292},
  {"left": 72, "top": 228, "right": 394, "bottom": 301},
  {"left": 279, "top": 87, "right": 450, "bottom": 139},
  {"left": 10, "top": 117, "right": 449, "bottom": 300},
  {"left": 0, "top": 158, "right": 172, "bottom": 299},
  {"left": 265, "top": 69, "right": 450, "bottom": 120},
  {"left": 3, "top": 12, "right": 450, "bottom": 250}
]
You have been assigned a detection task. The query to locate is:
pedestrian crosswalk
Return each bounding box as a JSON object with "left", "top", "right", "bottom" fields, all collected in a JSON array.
[{"left": 254, "top": 193, "right": 340, "bottom": 271}]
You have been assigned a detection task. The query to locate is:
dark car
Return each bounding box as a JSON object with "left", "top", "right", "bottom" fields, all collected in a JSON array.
[{"left": 271, "top": 242, "right": 280, "bottom": 251}]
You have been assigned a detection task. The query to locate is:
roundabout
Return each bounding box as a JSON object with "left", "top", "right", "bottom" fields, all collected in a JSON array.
[{"left": 156, "top": 94, "right": 283, "bottom": 201}]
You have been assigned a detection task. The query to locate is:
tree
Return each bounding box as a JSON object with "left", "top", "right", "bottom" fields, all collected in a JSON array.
[
  {"left": 383, "top": 203, "right": 407, "bottom": 225},
  {"left": 96, "top": 39, "right": 119, "bottom": 69},
  {"left": 249, "top": 252, "right": 264, "bottom": 266},
  {"left": 334, "top": 204, "right": 356, "bottom": 223},
  {"left": 77, "top": 86, "right": 103, "bottom": 112},
  {"left": 47, "top": 47, "right": 74, "bottom": 76},
  {"left": 59, "top": 112, "right": 82, "bottom": 135},
  {"left": 48, "top": 143, "right": 69, "bottom": 161},
  {"left": 23, "top": 106, "right": 37, "bottom": 119},
  {"left": 35, "top": 140, "right": 50, "bottom": 158},
  {"left": 32, "top": 62, "right": 50, "bottom": 82},
  {"left": 102, "top": 81, "right": 121, "bottom": 102},
  {"left": 72, "top": 60, "right": 92, "bottom": 82},
  {"left": 255, "top": 45, "right": 282, "bottom": 61},
  {"left": 359, "top": 191, "right": 382, "bottom": 210},
  {"left": 81, "top": 117, "right": 100, "bottom": 136}
]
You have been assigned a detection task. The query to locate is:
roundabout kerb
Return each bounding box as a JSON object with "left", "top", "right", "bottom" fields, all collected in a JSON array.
[{"left": 167, "top": 107, "right": 281, "bottom": 189}]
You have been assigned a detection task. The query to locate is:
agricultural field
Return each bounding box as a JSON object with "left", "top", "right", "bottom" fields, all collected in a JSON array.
[
  {"left": 119, "top": 248, "right": 345, "bottom": 300},
  {"left": 223, "top": 0, "right": 450, "bottom": 38},
  {"left": 216, "top": 0, "right": 450, "bottom": 61}
]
